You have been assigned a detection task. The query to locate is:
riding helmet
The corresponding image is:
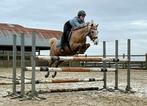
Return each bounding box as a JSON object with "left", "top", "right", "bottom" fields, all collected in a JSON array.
[{"left": 78, "top": 10, "right": 86, "bottom": 17}]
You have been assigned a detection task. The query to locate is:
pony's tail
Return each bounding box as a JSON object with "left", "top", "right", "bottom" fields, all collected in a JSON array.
[{"left": 49, "top": 38, "right": 56, "bottom": 46}]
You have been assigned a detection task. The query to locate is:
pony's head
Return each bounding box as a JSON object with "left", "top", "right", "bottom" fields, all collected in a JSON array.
[{"left": 87, "top": 20, "right": 99, "bottom": 45}]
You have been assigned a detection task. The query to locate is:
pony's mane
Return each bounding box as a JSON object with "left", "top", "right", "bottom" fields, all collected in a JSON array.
[{"left": 72, "top": 24, "right": 88, "bottom": 31}]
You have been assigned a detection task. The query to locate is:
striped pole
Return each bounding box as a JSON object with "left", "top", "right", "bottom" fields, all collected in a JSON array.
[
  {"left": 0, "top": 78, "right": 103, "bottom": 85},
  {"left": 44, "top": 78, "right": 103, "bottom": 83},
  {"left": 36, "top": 56, "right": 128, "bottom": 62},
  {"left": 39, "top": 87, "right": 99, "bottom": 93},
  {"left": 26, "top": 67, "right": 116, "bottom": 72}
]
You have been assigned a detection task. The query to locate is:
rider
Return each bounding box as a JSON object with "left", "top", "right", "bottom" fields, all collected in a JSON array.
[{"left": 60, "top": 10, "right": 86, "bottom": 52}]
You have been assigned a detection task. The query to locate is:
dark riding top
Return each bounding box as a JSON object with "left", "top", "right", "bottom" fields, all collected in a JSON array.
[{"left": 61, "top": 17, "right": 85, "bottom": 47}]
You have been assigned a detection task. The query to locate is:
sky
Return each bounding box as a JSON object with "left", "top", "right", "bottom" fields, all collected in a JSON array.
[{"left": 0, "top": 0, "right": 147, "bottom": 56}]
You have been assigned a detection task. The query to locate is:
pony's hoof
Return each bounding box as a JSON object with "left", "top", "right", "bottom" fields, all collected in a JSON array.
[
  {"left": 45, "top": 74, "right": 48, "bottom": 78},
  {"left": 45, "top": 72, "right": 50, "bottom": 78},
  {"left": 52, "top": 72, "right": 57, "bottom": 78}
]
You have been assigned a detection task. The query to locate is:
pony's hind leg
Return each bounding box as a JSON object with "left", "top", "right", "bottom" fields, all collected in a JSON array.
[
  {"left": 45, "top": 60, "right": 56, "bottom": 78},
  {"left": 52, "top": 61, "right": 63, "bottom": 78}
]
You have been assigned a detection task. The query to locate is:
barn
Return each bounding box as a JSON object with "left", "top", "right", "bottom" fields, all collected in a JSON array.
[{"left": 0, "top": 23, "right": 62, "bottom": 67}]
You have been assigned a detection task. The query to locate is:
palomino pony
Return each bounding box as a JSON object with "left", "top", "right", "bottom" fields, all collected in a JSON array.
[{"left": 45, "top": 21, "right": 99, "bottom": 78}]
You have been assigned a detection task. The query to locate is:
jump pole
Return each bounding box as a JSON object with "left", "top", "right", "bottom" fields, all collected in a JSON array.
[
  {"left": 39, "top": 87, "right": 99, "bottom": 93},
  {"left": 12, "top": 34, "right": 17, "bottom": 95},
  {"left": 36, "top": 56, "right": 127, "bottom": 62},
  {"left": 26, "top": 67, "right": 116, "bottom": 72},
  {"left": 0, "top": 78, "right": 103, "bottom": 85},
  {"left": 43, "top": 78, "right": 103, "bottom": 83}
]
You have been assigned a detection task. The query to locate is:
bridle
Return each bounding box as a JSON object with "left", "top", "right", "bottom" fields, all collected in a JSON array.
[{"left": 87, "top": 24, "right": 98, "bottom": 41}]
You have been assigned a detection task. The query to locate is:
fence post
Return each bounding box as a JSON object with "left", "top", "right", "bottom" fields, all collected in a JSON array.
[
  {"left": 126, "top": 39, "right": 131, "bottom": 91},
  {"left": 12, "top": 34, "right": 17, "bottom": 95},
  {"left": 103, "top": 41, "right": 107, "bottom": 89},
  {"left": 115, "top": 40, "right": 118, "bottom": 90},
  {"left": 7, "top": 55, "right": 10, "bottom": 67},
  {"left": 31, "top": 32, "right": 36, "bottom": 96},
  {"left": 145, "top": 53, "right": 147, "bottom": 70},
  {"left": 21, "top": 33, "right": 25, "bottom": 96}
]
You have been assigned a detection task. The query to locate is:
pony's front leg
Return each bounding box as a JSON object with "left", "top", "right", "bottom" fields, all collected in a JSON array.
[
  {"left": 45, "top": 60, "right": 56, "bottom": 78},
  {"left": 52, "top": 60, "right": 63, "bottom": 78},
  {"left": 72, "top": 43, "right": 83, "bottom": 53},
  {"left": 79, "top": 43, "right": 90, "bottom": 54}
]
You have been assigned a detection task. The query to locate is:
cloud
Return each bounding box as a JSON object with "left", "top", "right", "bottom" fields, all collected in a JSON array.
[
  {"left": 0, "top": 0, "right": 147, "bottom": 55},
  {"left": 129, "top": 20, "right": 147, "bottom": 28}
]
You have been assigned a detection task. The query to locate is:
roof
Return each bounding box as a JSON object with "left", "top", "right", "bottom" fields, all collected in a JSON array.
[
  {"left": 0, "top": 23, "right": 62, "bottom": 39},
  {"left": 0, "top": 23, "right": 63, "bottom": 51}
]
